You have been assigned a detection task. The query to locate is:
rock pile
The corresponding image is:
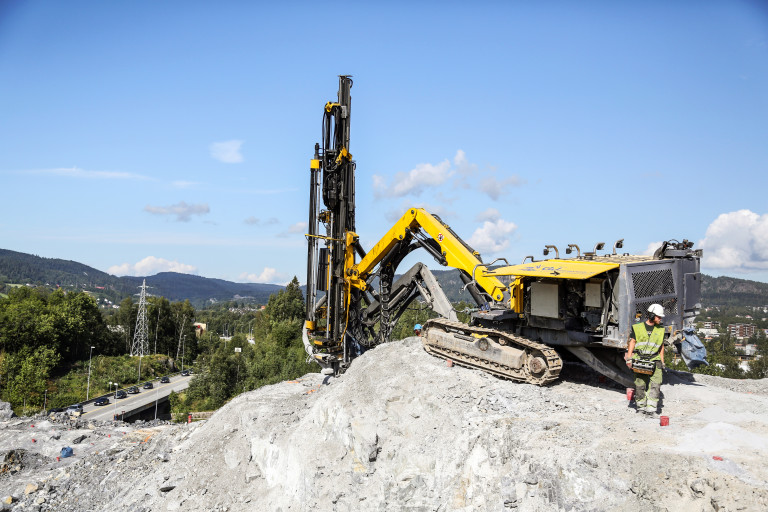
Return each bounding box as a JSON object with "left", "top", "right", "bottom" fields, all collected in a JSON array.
[
  {"left": 0, "top": 403, "right": 14, "bottom": 421},
  {"left": 2, "top": 337, "right": 768, "bottom": 511}
]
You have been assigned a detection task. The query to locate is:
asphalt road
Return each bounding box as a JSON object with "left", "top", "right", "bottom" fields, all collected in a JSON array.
[{"left": 81, "top": 373, "right": 193, "bottom": 421}]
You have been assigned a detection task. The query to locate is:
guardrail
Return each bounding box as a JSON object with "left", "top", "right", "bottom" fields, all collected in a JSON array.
[
  {"left": 62, "top": 369, "right": 194, "bottom": 411},
  {"left": 171, "top": 411, "right": 215, "bottom": 421}
]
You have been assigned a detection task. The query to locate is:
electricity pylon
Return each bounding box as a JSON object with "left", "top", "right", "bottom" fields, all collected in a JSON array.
[{"left": 131, "top": 279, "right": 150, "bottom": 357}]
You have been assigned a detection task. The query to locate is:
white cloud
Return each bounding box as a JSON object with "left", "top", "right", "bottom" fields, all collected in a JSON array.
[
  {"left": 642, "top": 241, "right": 663, "bottom": 256},
  {"left": 467, "top": 218, "right": 517, "bottom": 255},
  {"left": 699, "top": 210, "right": 768, "bottom": 271},
  {"left": 288, "top": 222, "right": 308, "bottom": 233},
  {"left": 372, "top": 175, "right": 387, "bottom": 195},
  {"left": 374, "top": 156, "right": 454, "bottom": 197},
  {"left": 108, "top": 256, "right": 198, "bottom": 277},
  {"left": 475, "top": 208, "right": 501, "bottom": 222},
  {"left": 454, "top": 149, "right": 479, "bottom": 176},
  {"left": 244, "top": 216, "right": 280, "bottom": 226},
  {"left": 277, "top": 221, "right": 308, "bottom": 238},
  {"left": 144, "top": 201, "right": 210, "bottom": 222},
  {"left": 373, "top": 150, "right": 523, "bottom": 202},
  {"left": 209, "top": 140, "right": 244, "bottom": 163},
  {"left": 21, "top": 166, "right": 151, "bottom": 180},
  {"left": 239, "top": 267, "right": 289, "bottom": 285},
  {"left": 394, "top": 160, "right": 452, "bottom": 196},
  {"left": 479, "top": 174, "right": 524, "bottom": 201}
]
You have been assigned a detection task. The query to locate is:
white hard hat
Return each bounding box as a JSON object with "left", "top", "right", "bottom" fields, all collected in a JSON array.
[{"left": 647, "top": 304, "right": 665, "bottom": 318}]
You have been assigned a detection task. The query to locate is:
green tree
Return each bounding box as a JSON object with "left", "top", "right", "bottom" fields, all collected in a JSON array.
[
  {"left": 265, "top": 277, "right": 304, "bottom": 326},
  {"left": 0, "top": 345, "right": 60, "bottom": 409},
  {"left": 0, "top": 287, "right": 113, "bottom": 364},
  {"left": 170, "top": 299, "right": 197, "bottom": 366},
  {"left": 148, "top": 296, "right": 175, "bottom": 356},
  {"left": 113, "top": 296, "right": 135, "bottom": 353},
  {"left": 184, "top": 280, "right": 314, "bottom": 411},
  {"left": 746, "top": 356, "right": 768, "bottom": 379}
]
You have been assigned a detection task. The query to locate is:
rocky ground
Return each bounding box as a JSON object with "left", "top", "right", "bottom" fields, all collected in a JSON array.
[{"left": 2, "top": 336, "right": 768, "bottom": 511}]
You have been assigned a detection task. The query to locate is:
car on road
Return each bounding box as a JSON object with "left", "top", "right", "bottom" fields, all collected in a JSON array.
[
  {"left": 115, "top": 390, "right": 127, "bottom": 399},
  {"left": 94, "top": 397, "right": 110, "bottom": 406},
  {"left": 160, "top": 376, "right": 170, "bottom": 383},
  {"left": 180, "top": 370, "right": 190, "bottom": 377},
  {"left": 143, "top": 382, "right": 153, "bottom": 389},
  {"left": 127, "top": 386, "right": 139, "bottom": 394},
  {"left": 66, "top": 404, "right": 83, "bottom": 416}
]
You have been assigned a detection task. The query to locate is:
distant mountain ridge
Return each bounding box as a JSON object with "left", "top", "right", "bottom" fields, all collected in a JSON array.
[
  {"left": 121, "top": 273, "right": 283, "bottom": 305},
  {"left": 0, "top": 249, "right": 283, "bottom": 307},
  {"left": 1, "top": 248, "right": 766, "bottom": 308},
  {"left": 700, "top": 274, "right": 768, "bottom": 306}
]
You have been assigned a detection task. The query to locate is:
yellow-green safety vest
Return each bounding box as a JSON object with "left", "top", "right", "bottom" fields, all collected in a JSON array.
[{"left": 631, "top": 322, "right": 664, "bottom": 361}]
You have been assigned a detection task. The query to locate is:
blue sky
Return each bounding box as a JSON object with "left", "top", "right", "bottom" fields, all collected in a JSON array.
[{"left": 1, "top": 1, "right": 767, "bottom": 285}]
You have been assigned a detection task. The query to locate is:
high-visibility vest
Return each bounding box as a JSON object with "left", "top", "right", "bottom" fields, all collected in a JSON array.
[{"left": 632, "top": 322, "right": 664, "bottom": 361}]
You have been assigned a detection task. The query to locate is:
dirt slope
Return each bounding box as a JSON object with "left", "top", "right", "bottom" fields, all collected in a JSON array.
[{"left": 3, "top": 337, "right": 768, "bottom": 511}]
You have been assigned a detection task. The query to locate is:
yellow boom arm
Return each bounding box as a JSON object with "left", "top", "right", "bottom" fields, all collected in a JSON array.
[{"left": 344, "top": 208, "right": 508, "bottom": 302}]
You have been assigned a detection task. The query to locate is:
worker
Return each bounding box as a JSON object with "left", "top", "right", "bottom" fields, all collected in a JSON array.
[
  {"left": 413, "top": 324, "right": 422, "bottom": 337},
  {"left": 625, "top": 304, "right": 666, "bottom": 415}
]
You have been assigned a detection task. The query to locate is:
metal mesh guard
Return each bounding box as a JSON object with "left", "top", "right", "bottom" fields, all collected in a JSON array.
[{"left": 631, "top": 269, "right": 675, "bottom": 299}]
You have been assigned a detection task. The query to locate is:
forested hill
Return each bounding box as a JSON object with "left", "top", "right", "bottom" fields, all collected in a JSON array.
[
  {"left": 121, "top": 273, "right": 283, "bottom": 305},
  {"left": 0, "top": 248, "right": 118, "bottom": 285},
  {"left": 2, "top": 248, "right": 766, "bottom": 308},
  {"left": 0, "top": 249, "right": 283, "bottom": 307},
  {"left": 701, "top": 274, "right": 768, "bottom": 306},
  {"left": 0, "top": 249, "right": 126, "bottom": 293}
]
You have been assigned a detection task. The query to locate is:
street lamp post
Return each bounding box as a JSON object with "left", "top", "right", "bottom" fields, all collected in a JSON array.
[
  {"left": 182, "top": 335, "right": 186, "bottom": 372},
  {"left": 86, "top": 346, "right": 95, "bottom": 401},
  {"left": 235, "top": 347, "right": 242, "bottom": 392},
  {"left": 110, "top": 382, "right": 119, "bottom": 421},
  {"left": 154, "top": 384, "right": 159, "bottom": 420}
]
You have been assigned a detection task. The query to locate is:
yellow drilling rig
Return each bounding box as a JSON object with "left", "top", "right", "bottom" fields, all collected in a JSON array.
[{"left": 303, "top": 76, "right": 704, "bottom": 387}]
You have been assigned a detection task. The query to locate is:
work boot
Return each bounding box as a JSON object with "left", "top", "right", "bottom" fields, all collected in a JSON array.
[{"left": 645, "top": 405, "right": 656, "bottom": 415}]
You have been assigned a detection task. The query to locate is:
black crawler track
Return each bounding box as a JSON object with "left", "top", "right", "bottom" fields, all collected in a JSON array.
[{"left": 422, "top": 318, "right": 563, "bottom": 385}]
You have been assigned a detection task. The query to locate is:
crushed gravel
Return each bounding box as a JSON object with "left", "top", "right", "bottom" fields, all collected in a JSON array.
[{"left": 2, "top": 337, "right": 767, "bottom": 511}]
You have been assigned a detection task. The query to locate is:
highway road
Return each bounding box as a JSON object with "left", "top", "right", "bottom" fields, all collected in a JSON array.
[{"left": 81, "top": 373, "right": 193, "bottom": 422}]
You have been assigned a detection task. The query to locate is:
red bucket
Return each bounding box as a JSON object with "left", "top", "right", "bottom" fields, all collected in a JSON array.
[
  {"left": 660, "top": 416, "right": 669, "bottom": 427},
  {"left": 446, "top": 359, "right": 454, "bottom": 368},
  {"left": 626, "top": 388, "right": 634, "bottom": 401}
]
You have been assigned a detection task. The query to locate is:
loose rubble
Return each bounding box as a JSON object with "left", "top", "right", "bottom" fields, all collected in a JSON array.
[{"left": 2, "top": 337, "right": 768, "bottom": 511}]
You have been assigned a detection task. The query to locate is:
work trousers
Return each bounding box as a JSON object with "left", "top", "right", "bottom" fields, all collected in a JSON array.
[{"left": 634, "top": 364, "right": 662, "bottom": 410}]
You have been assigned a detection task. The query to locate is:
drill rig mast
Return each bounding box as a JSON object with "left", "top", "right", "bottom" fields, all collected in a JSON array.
[
  {"left": 305, "top": 76, "right": 356, "bottom": 373},
  {"left": 304, "top": 77, "right": 458, "bottom": 375}
]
